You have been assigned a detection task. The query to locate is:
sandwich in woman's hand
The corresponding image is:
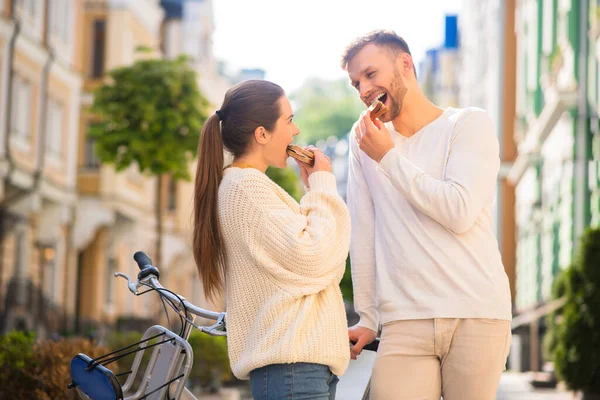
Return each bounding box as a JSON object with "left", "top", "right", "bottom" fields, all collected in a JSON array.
[{"left": 286, "top": 144, "right": 315, "bottom": 167}]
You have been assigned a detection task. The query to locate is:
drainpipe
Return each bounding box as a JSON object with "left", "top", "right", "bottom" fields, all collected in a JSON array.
[
  {"left": 0, "top": 0, "right": 22, "bottom": 311},
  {"left": 574, "top": 0, "right": 589, "bottom": 243},
  {"left": 2, "top": 0, "right": 20, "bottom": 184}
]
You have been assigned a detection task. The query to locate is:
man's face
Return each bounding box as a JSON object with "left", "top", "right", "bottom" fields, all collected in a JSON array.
[{"left": 347, "top": 44, "right": 408, "bottom": 122}]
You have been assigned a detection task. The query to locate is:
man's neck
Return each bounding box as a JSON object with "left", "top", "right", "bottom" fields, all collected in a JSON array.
[{"left": 391, "top": 92, "right": 445, "bottom": 138}]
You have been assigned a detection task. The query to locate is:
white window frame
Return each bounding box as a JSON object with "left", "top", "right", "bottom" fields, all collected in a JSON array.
[
  {"left": 49, "top": 0, "right": 74, "bottom": 63},
  {"left": 10, "top": 75, "right": 32, "bottom": 149},
  {"left": 526, "top": 0, "right": 539, "bottom": 91},
  {"left": 542, "top": 0, "right": 554, "bottom": 55},
  {"left": 46, "top": 97, "right": 64, "bottom": 162},
  {"left": 16, "top": 0, "right": 43, "bottom": 40}
]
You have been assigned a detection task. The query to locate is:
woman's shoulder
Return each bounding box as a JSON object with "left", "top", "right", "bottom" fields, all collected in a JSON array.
[{"left": 220, "top": 167, "right": 299, "bottom": 211}]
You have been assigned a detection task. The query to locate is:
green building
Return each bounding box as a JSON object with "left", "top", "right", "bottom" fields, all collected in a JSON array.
[{"left": 508, "top": 0, "right": 598, "bottom": 372}]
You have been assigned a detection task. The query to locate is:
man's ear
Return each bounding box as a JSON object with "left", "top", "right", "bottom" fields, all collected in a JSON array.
[
  {"left": 398, "top": 53, "right": 414, "bottom": 77},
  {"left": 254, "top": 126, "right": 269, "bottom": 145}
]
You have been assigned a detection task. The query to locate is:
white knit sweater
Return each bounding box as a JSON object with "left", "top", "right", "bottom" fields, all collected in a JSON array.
[{"left": 218, "top": 167, "right": 351, "bottom": 380}]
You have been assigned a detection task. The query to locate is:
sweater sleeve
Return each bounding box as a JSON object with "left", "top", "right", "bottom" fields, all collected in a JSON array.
[
  {"left": 347, "top": 130, "right": 379, "bottom": 332},
  {"left": 242, "top": 171, "right": 351, "bottom": 282},
  {"left": 376, "top": 110, "right": 500, "bottom": 234}
]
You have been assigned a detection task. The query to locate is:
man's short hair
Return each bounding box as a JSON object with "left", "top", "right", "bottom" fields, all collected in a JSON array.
[{"left": 340, "top": 30, "right": 417, "bottom": 78}]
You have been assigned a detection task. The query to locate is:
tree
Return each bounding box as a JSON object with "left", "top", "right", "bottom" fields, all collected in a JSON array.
[
  {"left": 290, "top": 78, "right": 365, "bottom": 145},
  {"left": 546, "top": 228, "right": 600, "bottom": 398},
  {"left": 89, "top": 51, "right": 209, "bottom": 267},
  {"left": 265, "top": 166, "right": 303, "bottom": 201}
]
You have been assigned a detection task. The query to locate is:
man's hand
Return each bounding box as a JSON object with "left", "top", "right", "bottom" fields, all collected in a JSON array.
[
  {"left": 354, "top": 111, "right": 394, "bottom": 162},
  {"left": 348, "top": 325, "right": 377, "bottom": 360}
]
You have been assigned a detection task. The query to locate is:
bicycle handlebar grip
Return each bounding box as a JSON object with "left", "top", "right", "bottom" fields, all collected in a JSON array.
[
  {"left": 133, "top": 251, "right": 153, "bottom": 270},
  {"left": 350, "top": 337, "right": 380, "bottom": 352}
]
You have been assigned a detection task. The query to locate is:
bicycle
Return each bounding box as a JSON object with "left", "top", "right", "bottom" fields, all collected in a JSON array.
[
  {"left": 68, "top": 251, "right": 226, "bottom": 400},
  {"left": 68, "top": 251, "right": 379, "bottom": 400}
]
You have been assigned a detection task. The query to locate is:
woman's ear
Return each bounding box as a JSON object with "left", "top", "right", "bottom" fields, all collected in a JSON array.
[{"left": 254, "top": 126, "right": 269, "bottom": 145}]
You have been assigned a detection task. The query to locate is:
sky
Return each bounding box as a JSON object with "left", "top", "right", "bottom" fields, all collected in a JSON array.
[{"left": 212, "top": 0, "right": 463, "bottom": 93}]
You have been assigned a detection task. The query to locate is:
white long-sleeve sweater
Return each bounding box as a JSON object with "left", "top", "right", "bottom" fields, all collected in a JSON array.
[
  {"left": 218, "top": 168, "right": 351, "bottom": 380},
  {"left": 347, "top": 107, "right": 512, "bottom": 333}
]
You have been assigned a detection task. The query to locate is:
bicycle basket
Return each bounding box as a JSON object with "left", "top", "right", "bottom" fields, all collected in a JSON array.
[{"left": 70, "top": 353, "right": 124, "bottom": 400}]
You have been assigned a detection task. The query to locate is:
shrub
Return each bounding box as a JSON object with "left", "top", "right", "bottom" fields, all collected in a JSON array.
[
  {"left": 0, "top": 331, "right": 39, "bottom": 399},
  {"left": 547, "top": 228, "right": 600, "bottom": 394},
  {"left": 0, "top": 331, "right": 110, "bottom": 399},
  {"left": 188, "top": 331, "right": 232, "bottom": 390}
]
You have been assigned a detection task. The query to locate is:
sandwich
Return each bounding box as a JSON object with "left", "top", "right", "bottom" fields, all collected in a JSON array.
[
  {"left": 286, "top": 144, "right": 315, "bottom": 166},
  {"left": 369, "top": 99, "right": 389, "bottom": 121}
]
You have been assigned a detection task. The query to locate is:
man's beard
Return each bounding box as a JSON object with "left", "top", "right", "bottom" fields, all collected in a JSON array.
[{"left": 384, "top": 72, "right": 408, "bottom": 122}]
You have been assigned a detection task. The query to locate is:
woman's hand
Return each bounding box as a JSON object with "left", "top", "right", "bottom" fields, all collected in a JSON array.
[{"left": 294, "top": 146, "right": 331, "bottom": 188}]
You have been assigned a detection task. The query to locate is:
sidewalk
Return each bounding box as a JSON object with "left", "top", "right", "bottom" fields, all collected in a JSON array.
[{"left": 496, "top": 372, "right": 578, "bottom": 400}]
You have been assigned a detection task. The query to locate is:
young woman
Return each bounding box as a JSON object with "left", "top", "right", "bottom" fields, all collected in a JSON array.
[{"left": 192, "top": 80, "right": 351, "bottom": 399}]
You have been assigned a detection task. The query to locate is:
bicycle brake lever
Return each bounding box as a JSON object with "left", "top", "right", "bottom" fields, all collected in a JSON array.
[
  {"left": 114, "top": 272, "right": 140, "bottom": 295},
  {"left": 202, "top": 313, "right": 227, "bottom": 336}
]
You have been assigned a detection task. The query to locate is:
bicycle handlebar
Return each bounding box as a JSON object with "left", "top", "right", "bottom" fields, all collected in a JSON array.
[
  {"left": 146, "top": 275, "right": 225, "bottom": 322},
  {"left": 114, "top": 251, "right": 227, "bottom": 336}
]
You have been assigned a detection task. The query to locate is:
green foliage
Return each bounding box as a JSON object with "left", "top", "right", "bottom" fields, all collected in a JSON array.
[
  {"left": 265, "top": 166, "right": 303, "bottom": 201},
  {"left": 89, "top": 53, "right": 210, "bottom": 180},
  {"left": 340, "top": 255, "right": 354, "bottom": 303},
  {"left": 290, "top": 78, "right": 364, "bottom": 145},
  {"left": 106, "top": 331, "right": 155, "bottom": 388},
  {"left": 187, "top": 331, "right": 232, "bottom": 390},
  {"left": 0, "top": 331, "right": 38, "bottom": 399},
  {"left": 0, "top": 332, "right": 110, "bottom": 400},
  {"left": 546, "top": 228, "right": 600, "bottom": 394}
]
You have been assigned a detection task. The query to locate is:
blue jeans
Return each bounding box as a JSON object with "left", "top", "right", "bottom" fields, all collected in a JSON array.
[{"left": 250, "top": 363, "right": 339, "bottom": 400}]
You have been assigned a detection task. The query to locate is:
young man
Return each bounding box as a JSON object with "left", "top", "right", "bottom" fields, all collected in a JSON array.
[{"left": 342, "top": 30, "right": 512, "bottom": 400}]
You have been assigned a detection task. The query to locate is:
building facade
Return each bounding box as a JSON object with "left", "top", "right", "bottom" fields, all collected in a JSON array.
[
  {"left": 419, "top": 14, "right": 461, "bottom": 108},
  {"left": 0, "top": 0, "right": 83, "bottom": 337},
  {"left": 0, "top": 0, "right": 231, "bottom": 338},
  {"left": 508, "top": 0, "right": 593, "bottom": 372}
]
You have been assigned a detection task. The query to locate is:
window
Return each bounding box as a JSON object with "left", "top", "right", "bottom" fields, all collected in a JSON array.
[
  {"left": 526, "top": 1, "right": 539, "bottom": 91},
  {"left": 17, "top": 0, "right": 35, "bottom": 16},
  {"left": 106, "top": 258, "right": 116, "bottom": 305},
  {"left": 41, "top": 245, "right": 57, "bottom": 303},
  {"left": 84, "top": 136, "right": 100, "bottom": 169},
  {"left": 542, "top": 0, "right": 555, "bottom": 55},
  {"left": 10, "top": 75, "right": 31, "bottom": 141},
  {"left": 91, "top": 20, "right": 106, "bottom": 78},
  {"left": 168, "top": 176, "right": 177, "bottom": 211},
  {"left": 50, "top": 0, "right": 70, "bottom": 43},
  {"left": 46, "top": 99, "right": 64, "bottom": 158}
]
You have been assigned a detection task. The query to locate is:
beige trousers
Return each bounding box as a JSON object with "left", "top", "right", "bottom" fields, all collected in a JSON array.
[{"left": 370, "top": 318, "right": 511, "bottom": 400}]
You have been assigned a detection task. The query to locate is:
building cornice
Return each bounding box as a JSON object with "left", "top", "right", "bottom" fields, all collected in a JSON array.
[{"left": 507, "top": 85, "right": 578, "bottom": 185}]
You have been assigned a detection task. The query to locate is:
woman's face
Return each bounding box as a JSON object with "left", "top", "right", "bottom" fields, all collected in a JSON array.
[{"left": 264, "top": 96, "right": 300, "bottom": 168}]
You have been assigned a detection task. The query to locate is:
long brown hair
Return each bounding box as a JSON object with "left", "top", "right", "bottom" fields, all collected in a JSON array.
[{"left": 193, "top": 80, "right": 284, "bottom": 301}]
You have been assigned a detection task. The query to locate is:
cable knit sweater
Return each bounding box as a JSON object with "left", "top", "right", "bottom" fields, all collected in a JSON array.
[{"left": 218, "top": 167, "right": 351, "bottom": 380}]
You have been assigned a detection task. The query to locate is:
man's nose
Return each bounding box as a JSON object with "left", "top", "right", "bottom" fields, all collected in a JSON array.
[{"left": 360, "top": 86, "right": 373, "bottom": 103}]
